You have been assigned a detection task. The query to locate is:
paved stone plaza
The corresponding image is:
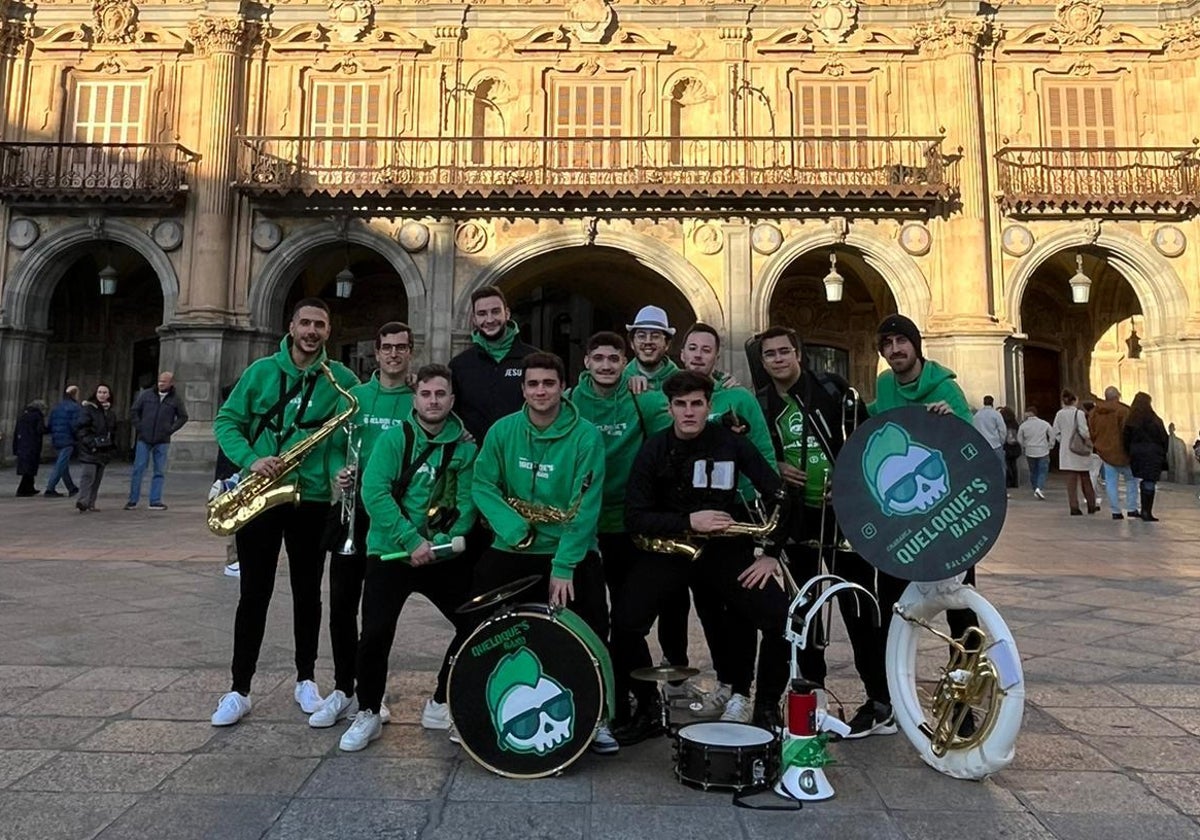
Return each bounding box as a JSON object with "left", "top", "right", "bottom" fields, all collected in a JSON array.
[{"left": 1, "top": 467, "right": 1198, "bottom": 840}]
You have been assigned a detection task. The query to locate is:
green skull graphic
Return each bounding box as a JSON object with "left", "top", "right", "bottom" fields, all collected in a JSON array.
[
  {"left": 486, "top": 647, "right": 575, "bottom": 755},
  {"left": 862, "top": 422, "right": 951, "bottom": 517}
]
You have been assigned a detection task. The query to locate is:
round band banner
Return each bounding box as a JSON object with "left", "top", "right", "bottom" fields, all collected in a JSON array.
[{"left": 830, "top": 406, "right": 1007, "bottom": 582}]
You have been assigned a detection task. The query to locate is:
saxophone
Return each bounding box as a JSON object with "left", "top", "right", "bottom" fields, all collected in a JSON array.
[
  {"left": 633, "top": 505, "right": 781, "bottom": 559},
  {"left": 507, "top": 472, "right": 593, "bottom": 550},
  {"left": 207, "top": 363, "right": 358, "bottom": 537}
]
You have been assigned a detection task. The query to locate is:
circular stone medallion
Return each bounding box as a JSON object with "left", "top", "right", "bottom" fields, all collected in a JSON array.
[
  {"left": 898, "top": 223, "right": 931, "bottom": 257},
  {"left": 397, "top": 222, "right": 430, "bottom": 252},
  {"left": 751, "top": 224, "right": 784, "bottom": 255},
  {"left": 6, "top": 218, "right": 40, "bottom": 249},
  {"left": 151, "top": 220, "right": 184, "bottom": 252},
  {"left": 1151, "top": 225, "right": 1186, "bottom": 258},
  {"left": 1001, "top": 225, "right": 1034, "bottom": 257},
  {"left": 252, "top": 221, "right": 284, "bottom": 252}
]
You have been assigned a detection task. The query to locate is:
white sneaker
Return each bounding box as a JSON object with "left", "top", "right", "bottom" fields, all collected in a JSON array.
[
  {"left": 421, "top": 698, "right": 451, "bottom": 730},
  {"left": 1034, "top": 488, "right": 1045, "bottom": 500},
  {"left": 211, "top": 691, "right": 251, "bottom": 726},
  {"left": 380, "top": 703, "right": 391, "bottom": 725},
  {"left": 294, "top": 680, "right": 324, "bottom": 714},
  {"left": 690, "top": 683, "right": 733, "bottom": 718},
  {"left": 309, "top": 689, "right": 355, "bottom": 728},
  {"left": 720, "top": 692, "right": 753, "bottom": 723},
  {"left": 590, "top": 723, "right": 620, "bottom": 755},
  {"left": 339, "top": 710, "right": 382, "bottom": 752},
  {"left": 223, "top": 562, "right": 240, "bottom": 577},
  {"left": 448, "top": 723, "right": 461, "bottom": 745}
]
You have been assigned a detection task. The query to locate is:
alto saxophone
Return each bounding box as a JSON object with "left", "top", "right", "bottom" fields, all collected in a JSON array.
[
  {"left": 207, "top": 363, "right": 358, "bottom": 537},
  {"left": 633, "top": 505, "right": 781, "bottom": 559},
  {"left": 507, "top": 472, "right": 593, "bottom": 550}
]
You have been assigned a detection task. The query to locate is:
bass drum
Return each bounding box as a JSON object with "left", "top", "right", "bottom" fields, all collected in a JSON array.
[
  {"left": 447, "top": 604, "right": 614, "bottom": 779},
  {"left": 887, "top": 580, "right": 1025, "bottom": 780}
]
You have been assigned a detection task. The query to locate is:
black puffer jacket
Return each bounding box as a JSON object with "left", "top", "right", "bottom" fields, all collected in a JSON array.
[
  {"left": 74, "top": 401, "right": 117, "bottom": 465},
  {"left": 448, "top": 332, "right": 539, "bottom": 441},
  {"left": 1124, "top": 414, "right": 1168, "bottom": 481}
]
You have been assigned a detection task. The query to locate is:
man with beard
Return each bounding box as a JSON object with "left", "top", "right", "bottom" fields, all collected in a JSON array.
[
  {"left": 624, "top": 305, "right": 680, "bottom": 389},
  {"left": 450, "top": 286, "right": 539, "bottom": 442},
  {"left": 338, "top": 364, "right": 479, "bottom": 751},
  {"left": 567, "top": 332, "right": 670, "bottom": 728},
  {"left": 211, "top": 298, "right": 360, "bottom": 727},
  {"left": 758, "top": 325, "right": 905, "bottom": 738}
]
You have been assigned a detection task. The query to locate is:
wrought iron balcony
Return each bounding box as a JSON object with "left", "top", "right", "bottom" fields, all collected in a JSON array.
[
  {"left": 0, "top": 142, "right": 198, "bottom": 206},
  {"left": 234, "top": 135, "right": 956, "bottom": 212},
  {"left": 995, "top": 146, "right": 1200, "bottom": 218}
]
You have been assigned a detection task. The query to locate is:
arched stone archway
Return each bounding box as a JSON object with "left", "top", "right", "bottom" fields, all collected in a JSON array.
[
  {"left": 753, "top": 228, "right": 932, "bottom": 332},
  {"left": 1004, "top": 224, "right": 1188, "bottom": 340},
  {"left": 2, "top": 219, "right": 179, "bottom": 331},
  {"left": 249, "top": 220, "right": 427, "bottom": 332},
  {"left": 459, "top": 228, "right": 724, "bottom": 331}
]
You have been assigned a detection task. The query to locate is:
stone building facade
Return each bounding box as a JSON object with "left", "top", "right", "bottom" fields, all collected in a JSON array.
[{"left": 0, "top": 0, "right": 1197, "bottom": 469}]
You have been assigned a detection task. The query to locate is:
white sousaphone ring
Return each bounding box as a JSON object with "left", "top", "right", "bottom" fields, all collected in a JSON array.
[{"left": 832, "top": 406, "right": 1024, "bottom": 780}]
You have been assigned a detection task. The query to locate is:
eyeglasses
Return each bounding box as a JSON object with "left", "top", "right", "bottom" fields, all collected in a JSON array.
[
  {"left": 500, "top": 692, "right": 574, "bottom": 741},
  {"left": 883, "top": 452, "right": 947, "bottom": 507},
  {"left": 378, "top": 343, "right": 410, "bottom": 355},
  {"left": 633, "top": 330, "right": 667, "bottom": 343}
]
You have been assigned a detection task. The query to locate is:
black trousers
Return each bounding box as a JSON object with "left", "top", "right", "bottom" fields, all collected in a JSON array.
[
  {"left": 230, "top": 502, "right": 328, "bottom": 695},
  {"left": 327, "top": 504, "right": 371, "bottom": 696},
  {"left": 354, "top": 551, "right": 478, "bottom": 713},
  {"left": 471, "top": 548, "right": 608, "bottom": 647}
]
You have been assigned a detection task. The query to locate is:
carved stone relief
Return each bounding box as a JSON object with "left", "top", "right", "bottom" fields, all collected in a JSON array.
[
  {"left": 898, "top": 223, "right": 931, "bottom": 257},
  {"left": 751, "top": 224, "right": 783, "bottom": 256},
  {"left": 567, "top": 0, "right": 615, "bottom": 46},
  {"left": 692, "top": 222, "right": 723, "bottom": 255},
  {"left": 92, "top": 0, "right": 140, "bottom": 45},
  {"left": 328, "top": 0, "right": 374, "bottom": 44},
  {"left": 455, "top": 222, "right": 487, "bottom": 254},
  {"left": 1001, "top": 225, "right": 1034, "bottom": 257},
  {"left": 397, "top": 222, "right": 430, "bottom": 252},
  {"left": 1151, "top": 226, "right": 1186, "bottom": 258},
  {"left": 809, "top": 0, "right": 858, "bottom": 45},
  {"left": 1049, "top": 0, "right": 1103, "bottom": 46}
]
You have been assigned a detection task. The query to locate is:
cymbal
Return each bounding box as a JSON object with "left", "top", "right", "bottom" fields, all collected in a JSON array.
[
  {"left": 631, "top": 665, "right": 701, "bottom": 683},
  {"left": 455, "top": 575, "right": 543, "bottom": 614}
]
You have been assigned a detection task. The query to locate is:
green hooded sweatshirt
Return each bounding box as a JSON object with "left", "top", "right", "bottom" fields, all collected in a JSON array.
[
  {"left": 622, "top": 356, "right": 680, "bottom": 390},
  {"left": 472, "top": 398, "right": 607, "bottom": 580},
  {"left": 869, "top": 359, "right": 972, "bottom": 423},
  {"left": 567, "top": 372, "right": 671, "bottom": 533},
  {"left": 473, "top": 321, "right": 520, "bottom": 362},
  {"left": 214, "top": 337, "right": 359, "bottom": 503},
  {"left": 708, "top": 375, "right": 779, "bottom": 497},
  {"left": 349, "top": 372, "right": 414, "bottom": 466},
  {"left": 360, "top": 410, "right": 478, "bottom": 560}
]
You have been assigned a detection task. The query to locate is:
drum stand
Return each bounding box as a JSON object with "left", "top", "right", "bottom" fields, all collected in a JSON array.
[{"left": 630, "top": 665, "right": 700, "bottom": 737}]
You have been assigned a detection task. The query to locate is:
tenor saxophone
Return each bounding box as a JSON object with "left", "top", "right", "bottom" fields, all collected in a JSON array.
[
  {"left": 633, "top": 506, "right": 780, "bottom": 558},
  {"left": 207, "top": 363, "right": 358, "bottom": 537},
  {"left": 507, "top": 472, "right": 593, "bottom": 549}
]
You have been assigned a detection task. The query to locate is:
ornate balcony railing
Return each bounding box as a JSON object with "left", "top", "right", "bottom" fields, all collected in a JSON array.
[
  {"left": 0, "top": 142, "right": 198, "bottom": 205},
  {"left": 234, "top": 135, "right": 956, "bottom": 207},
  {"left": 995, "top": 146, "right": 1200, "bottom": 217}
]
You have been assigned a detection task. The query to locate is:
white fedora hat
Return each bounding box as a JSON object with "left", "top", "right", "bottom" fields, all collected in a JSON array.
[{"left": 625, "top": 305, "right": 676, "bottom": 336}]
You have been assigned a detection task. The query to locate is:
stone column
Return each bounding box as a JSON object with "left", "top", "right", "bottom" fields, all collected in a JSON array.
[
  {"left": 182, "top": 14, "right": 252, "bottom": 321},
  {"left": 721, "top": 221, "right": 753, "bottom": 385},
  {"left": 425, "top": 219, "right": 458, "bottom": 365},
  {"left": 0, "top": 327, "right": 49, "bottom": 461}
]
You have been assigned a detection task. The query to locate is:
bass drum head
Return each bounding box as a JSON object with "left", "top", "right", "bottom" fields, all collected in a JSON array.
[{"left": 448, "top": 605, "right": 605, "bottom": 779}]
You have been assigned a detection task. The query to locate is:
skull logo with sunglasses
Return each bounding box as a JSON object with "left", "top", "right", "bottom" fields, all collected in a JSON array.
[
  {"left": 486, "top": 648, "right": 575, "bottom": 755},
  {"left": 863, "top": 422, "right": 951, "bottom": 517}
]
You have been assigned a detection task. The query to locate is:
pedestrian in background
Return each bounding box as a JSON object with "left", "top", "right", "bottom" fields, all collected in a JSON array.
[
  {"left": 13, "top": 399, "right": 47, "bottom": 497},
  {"left": 1052, "top": 389, "right": 1099, "bottom": 516},
  {"left": 44, "top": 386, "right": 81, "bottom": 498},
  {"left": 125, "top": 371, "right": 188, "bottom": 511},
  {"left": 999, "top": 405, "right": 1020, "bottom": 488},
  {"left": 1124, "top": 392, "right": 1168, "bottom": 523},
  {"left": 1081, "top": 399, "right": 1105, "bottom": 504},
  {"left": 1017, "top": 406, "right": 1053, "bottom": 500},
  {"left": 74, "top": 384, "right": 117, "bottom": 513}
]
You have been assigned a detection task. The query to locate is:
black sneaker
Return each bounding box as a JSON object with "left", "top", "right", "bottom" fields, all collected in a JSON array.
[
  {"left": 124, "top": 502, "right": 137, "bottom": 510},
  {"left": 842, "top": 700, "right": 898, "bottom": 740},
  {"left": 43, "top": 490, "right": 64, "bottom": 497},
  {"left": 611, "top": 708, "right": 664, "bottom": 746},
  {"left": 752, "top": 704, "right": 783, "bottom": 734},
  {"left": 149, "top": 503, "right": 168, "bottom": 511}
]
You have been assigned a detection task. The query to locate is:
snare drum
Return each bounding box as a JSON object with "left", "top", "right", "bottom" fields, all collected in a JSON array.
[
  {"left": 674, "top": 722, "right": 779, "bottom": 791},
  {"left": 447, "top": 604, "right": 614, "bottom": 779}
]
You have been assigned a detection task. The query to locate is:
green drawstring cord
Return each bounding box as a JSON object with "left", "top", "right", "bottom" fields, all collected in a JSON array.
[{"left": 781, "top": 733, "right": 834, "bottom": 769}]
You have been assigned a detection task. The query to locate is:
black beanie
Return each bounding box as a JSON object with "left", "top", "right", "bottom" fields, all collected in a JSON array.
[{"left": 876, "top": 314, "right": 923, "bottom": 360}]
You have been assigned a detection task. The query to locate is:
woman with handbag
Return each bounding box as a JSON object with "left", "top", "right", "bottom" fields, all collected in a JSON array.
[
  {"left": 1123, "top": 391, "right": 1168, "bottom": 522},
  {"left": 1052, "top": 389, "right": 1099, "bottom": 516},
  {"left": 74, "top": 384, "right": 117, "bottom": 512}
]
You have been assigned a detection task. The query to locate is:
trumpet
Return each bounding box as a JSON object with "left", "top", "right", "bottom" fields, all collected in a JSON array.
[
  {"left": 633, "top": 505, "right": 781, "bottom": 558},
  {"left": 508, "top": 472, "right": 593, "bottom": 550},
  {"left": 335, "top": 422, "right": 361, "bottom": 556}
]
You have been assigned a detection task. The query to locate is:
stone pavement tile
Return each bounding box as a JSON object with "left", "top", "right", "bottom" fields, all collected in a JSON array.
[
  {"left": 13, "top": 688, "right": 151, "bottom": 718},
  {"left": 1013, "top": 636, "right": 1079, "bottom": 658},
  {"left": 296, "top": 756, "right": 452, "bottom": 800},
  {"left": 1136, "top": 661, "right": 1200, "bottom": 684},
  {"left": 0, "top": 665, "right": 87, "bottom": 688},
  {"left": 424, "top": 802, "right": 584, "bottom": 840},
  {"left": 165, "top": 668, "right": 290, "bottom": 694},
  {"left": 740, "top": 810, "right": 905, "bottom": 840},
  {"left": 1010, "top": 733, "right": 1117, "bottom": 772},
  {"left": 0, "top": 688, "right": 40, "bottom": 715},
  {"left": 1014, "top": 705, "right": 1072, "bottom": 735},
  {"left": 1039, "top": 814, "right": 1200, "bottom": 840},
  {"left": 449, "top": 760, "right": 593, "bottom": 802},
  {"left": 1082, "top": 736, "right": 1200, "bottom": 772},
  {"left": 1112, "top": 684, "right": 1200, "bottom": 707},
  {"left": 77, "top": 719, "right": 217, "bottom": 753},
  {"left": 590, "top": 758, "right": 724, "bottom": 806},
  {"left": 264, "top": 798, "right": 429, "bottom": 840},
  {"left": 368, "top": 724, "right": 461, "bottom": 759},
  {"left": 1018, "top": 655, "right": 1129, "bottom": 685},
  {"left": 9, "top": 750, "right": 186, "bottom": 793},
  {"left": 1154, "top": 708, "right": 1200, "bottom": 736},
  {"left": 590, "top": 804, "right": 743, "bottom": 840},
  {"left": 892, "top": 811, "right": 1055, "bottom": 840},
  {"left": 1116, "top": 627, "right": 1200, "bottom": 659},
  {"left": 1001, "top": 770, "right": 1176, "bottom": 815},
  {"left": 0, "top": 715, "right": 104, "bottom": 749},
  {"left": 1054, "top": 643, "right": 1170, "bottom": 669},
  {"left": 1018, "top": 620, "right": 1138, "bottom": 644},
  {"left": 1025, "top": 684, "right": 1136, "bottom": 708},
  {"left": 129, "top": 690, "right": 222, "bottom": 721},
  {"left": 201, "top": 722, "right": 335, "bottom": 758},
  {"left": 93, "top": 793, "right": 288, "bottom": 840},
  {"left": 865, "top": 767, "right": 1025, "bottom": 811},
  {"left": 160, "top": 754, "right": 321, "bottom": 795},
  {"left": 0, "top": 749, "right": 56, "bottom": 788},
  {"left": 1042, "top": 707, "right": 1190, "bottom": 738},
  {"left": 1091, "top": 607, "right": 1181, "bottom": 625},
  {"left": 0, "top": 791, "right": 135, "bottom": 840},
  {"left": 828, "top": 732, "right": 927, "bottom": 769},
  {"left": 60, "top": 666, "right": 188, "bottom": 691},
  {"left": 1138, "top": 773, "right": 1200, "bottom": 816}
]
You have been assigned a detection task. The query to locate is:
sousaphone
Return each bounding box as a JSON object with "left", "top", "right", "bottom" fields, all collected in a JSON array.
[{"left": 831, "top": 405, "right": 1024, "bottom": 780}]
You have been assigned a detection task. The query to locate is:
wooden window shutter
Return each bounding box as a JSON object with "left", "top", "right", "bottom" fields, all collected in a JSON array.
[{"left": 1044, "top": 83, "right": 1117, "bottom": 146}]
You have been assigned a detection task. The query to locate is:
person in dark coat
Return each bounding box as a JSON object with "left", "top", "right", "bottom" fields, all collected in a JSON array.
[
  {"left": 125, "top": 371, "right": 188, "bottom": 510},
  {"left": 1123, "top": 391, "right": 1169, "bottom": 522},
  {"left": 999, "top": 405, "right": 1021, "bottom": 489},
  {"left": 44, "top": 386, "right": 82, "bottom": 497},
  {"left": 13, "top": 400, "right": 47, "bottom": 496},
  {"left": 74, "top": 384, "right": 117, "bottom": 512}
]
